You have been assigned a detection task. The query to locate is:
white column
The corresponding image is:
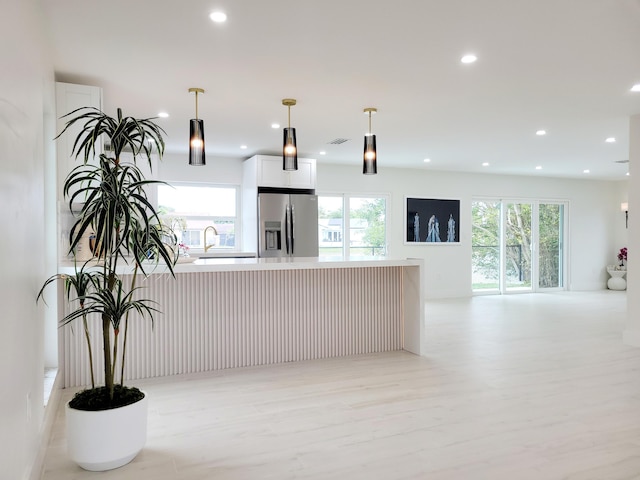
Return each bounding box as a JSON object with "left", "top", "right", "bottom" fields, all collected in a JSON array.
[{"left": 624, "top": 114, "right": 640, "bottom": 346}]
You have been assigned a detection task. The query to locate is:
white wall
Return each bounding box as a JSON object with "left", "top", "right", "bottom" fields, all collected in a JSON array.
[
  {"left": 317, "top": 164, "right": 627, "bottom": 298},
  {"left": 625, "top": 114, "right": 639, "bottom": 346},
  {"left": 0, "top": 0, "right": 55, "bottom": 478},
  {"left": 158, "top": 153, "right": 243, "bottom": 185}
]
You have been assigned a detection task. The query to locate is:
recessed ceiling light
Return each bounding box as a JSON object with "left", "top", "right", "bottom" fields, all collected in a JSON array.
[
  {"left": 482, "top": 162, "right": 489, "bottom": 167},
  {"left": 319, "top": 151, "right": 326, "bottom": 155},
  {"left": 157, "top": 112, "right": 169, "bottom": 118},
  {"left": 535, "top": 166, "right": 542, "bottom": 170},
  {"left": 626, "top": 172, "right": 630, "bottom": 176},
  {"left": 461, "top": 54, "right": 477, "bottom": 64},
  {"left": 271, "top": 123, "right": 280, "bottom": 129},
  {"left": 605, "top": 137, "right": 616, "bottom": 143},
  {"left": 240, "top": 145, "right": 247, "bottom": 150},
  {"left": 583, "top": 169, "right": 590, "bottom": 174},
  {"left": 630, "top": 84, "right": 640, "bottom": 92},
  {"left": 209, "top": 11, "right": 227, "bottom": 23},
  {"left": 423, "top": 158, "right": 431, "bottom": 163},
  {"left": 536, "top": 130, "right": 546, "bottom": 136}
]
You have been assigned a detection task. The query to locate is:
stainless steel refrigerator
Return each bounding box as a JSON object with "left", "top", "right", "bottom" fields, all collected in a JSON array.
[{"left": 258, "top": 190, "right": 318, "bottom": 258}]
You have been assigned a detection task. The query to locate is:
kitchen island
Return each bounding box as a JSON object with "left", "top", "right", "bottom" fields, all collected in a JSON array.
[{"left": 58, "top": 257, "right": 424, "bottom": 388}]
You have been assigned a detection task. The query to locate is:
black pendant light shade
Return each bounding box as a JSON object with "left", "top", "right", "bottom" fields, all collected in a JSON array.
[
  {"left": 189, "top": 118, "right": 205, "bottom": 166},
  {"left": 363, "top": 107, "right": 378, "bottom": 175},
  {"left": 188, "top": 87, "right": 205, "bottom": 166},
  {"left": 282, "top": 99, "right": 298, "bottom": 171},
  {"left": 283, "top": 127, "right": 298, "bottom": 171},
  {"left": 363, "top": 134, "right": 377, "bottom": 175}
]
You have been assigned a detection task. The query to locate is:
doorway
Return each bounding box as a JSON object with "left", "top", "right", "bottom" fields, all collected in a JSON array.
[{"left": 472, "top": 199, "right": 567, "bottom": 294}]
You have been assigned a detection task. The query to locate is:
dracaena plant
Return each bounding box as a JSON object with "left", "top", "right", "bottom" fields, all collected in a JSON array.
[{"left": 38, "top": 107, "right": 176, "bottom": 409}]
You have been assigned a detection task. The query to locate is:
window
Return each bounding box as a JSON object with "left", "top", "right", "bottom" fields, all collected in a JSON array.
[
  {"left": 318, "top": 194, "right": 387, "bottom": 257},
  {"left": 157, "top": 184, "right": 239, "bottom": 250}
]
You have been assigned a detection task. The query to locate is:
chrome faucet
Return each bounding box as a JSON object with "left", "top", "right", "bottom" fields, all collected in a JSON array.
[{"left": 204, "top": 225, "right": 218, "bottom": 252}]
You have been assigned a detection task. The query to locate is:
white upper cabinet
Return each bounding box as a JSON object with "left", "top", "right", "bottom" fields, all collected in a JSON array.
[
  {"left": 55, "top": 82, "right": 103, "bottom": 202},
  {"left": 244, "top": 155, "right": 316, "bottom": 189}
]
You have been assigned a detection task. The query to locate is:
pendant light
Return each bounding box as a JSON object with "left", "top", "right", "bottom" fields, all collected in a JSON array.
[
  {"left": 363, "top": 107, "right": 377, "bottom": 175},
  {"left": 188, "top": 87, "right": 205, "bottom": 166},
  {"left": 282, "top": 98, "right": 298, "bottom": 171}
]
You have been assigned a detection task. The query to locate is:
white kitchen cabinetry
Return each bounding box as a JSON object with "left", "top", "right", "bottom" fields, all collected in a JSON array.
[
  {"left": 55, "top": 82, "right": 103, "bottom": 202},
  {"left": 245, "top": 154, "right": 316, "bottom": 189}
]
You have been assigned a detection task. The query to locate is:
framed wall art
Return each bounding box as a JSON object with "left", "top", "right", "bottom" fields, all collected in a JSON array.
[{"left": 405, "top": 197, "right": 460, "bottom": 244}]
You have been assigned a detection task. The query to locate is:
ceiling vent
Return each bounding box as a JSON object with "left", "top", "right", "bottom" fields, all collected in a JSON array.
[
  {"left": 327, "top": 138, "right": 350, "bottom": 145},
  {"left": 615, "top": 159, "right": 629, "bottom": 164}
]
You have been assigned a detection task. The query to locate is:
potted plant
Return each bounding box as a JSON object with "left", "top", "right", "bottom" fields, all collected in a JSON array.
[{"left": 38, "top": 106, "right": 176, "bottom": 471}]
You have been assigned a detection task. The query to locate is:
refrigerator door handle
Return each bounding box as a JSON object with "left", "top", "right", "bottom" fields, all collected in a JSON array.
[
  {"left": 285, "top": 204, "right": 292, "bottom": 255},
  {"left": 290, "top": 204, "right": 295, "bottom": 255}
]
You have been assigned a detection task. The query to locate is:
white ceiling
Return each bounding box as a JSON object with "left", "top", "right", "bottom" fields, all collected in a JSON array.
[{"left": 40, "top": 0, "right": 640, "bottom": 180}]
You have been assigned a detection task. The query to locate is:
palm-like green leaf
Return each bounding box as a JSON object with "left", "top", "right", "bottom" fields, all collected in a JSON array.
[
  {"left": 36, "top": 259, "right": 98, "bottom": 307},
  {"left": 37, "top": 260, "right": 99, "bottom": 388},
  {"left": 56, "top": 107, "right": 165, "bottom": 169},
  {"left": 63, "top": 277, "right": 158, "bottom": 333},
  {"left": 66, "top": 155, "right": 175, "bottom": 279}
]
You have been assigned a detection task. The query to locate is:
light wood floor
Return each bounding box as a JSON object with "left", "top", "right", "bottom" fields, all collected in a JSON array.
[{"left": 42, "top": 291, "right": 640, "bottom": 480}]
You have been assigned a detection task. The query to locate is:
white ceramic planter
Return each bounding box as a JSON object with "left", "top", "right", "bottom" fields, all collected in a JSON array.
[
  {"left": 607, "top": 266, "right": 627, "bottom": 291},
  {"left": 66, "top": 392, "right": 148, "bottom": 471}
]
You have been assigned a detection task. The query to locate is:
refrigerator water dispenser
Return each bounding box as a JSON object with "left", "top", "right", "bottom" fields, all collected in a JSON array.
[{"left": 264, "top": 221, "right": 281, "bottom": 251}]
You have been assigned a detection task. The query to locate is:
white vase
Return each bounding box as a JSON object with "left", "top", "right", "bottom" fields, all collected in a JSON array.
[
  {"left": 66, "top": 393, "right": 148, "bottom": 471},
  {"left": 606, "top": 267, "right": 627, "bottom": 291}
]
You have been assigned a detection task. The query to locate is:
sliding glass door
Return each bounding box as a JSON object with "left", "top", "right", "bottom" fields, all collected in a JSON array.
[
  {"left": 505, "top": 202, "right": 532, "bottom": 292},
  {"left": 471, "top": 200, "right": 501, "bottom": 292},
  {"left": 472, "top": 199, "right": 566, "bottom": 294},
  {"left": 538, "top": 203, "right": 564, "bottom": 288}
]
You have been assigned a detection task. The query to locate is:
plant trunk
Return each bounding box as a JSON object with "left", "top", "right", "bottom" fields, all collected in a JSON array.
[
  {"left": 120, "top": 266, "right": 138, "bottom": 385},
  {"left": 102, "top": 314, "right": 113, "bottom": 399},
  {"left": 111, "top": 331, "right": 119, "bottom": 386},
  {"left": 120, "top": 318, "right": 128, "bottom": 386},
  {"left": 81, "top": 313, "right": 95, "bottom": 388},
  {"left": 104, "top": 269, "right": 116, "bottom": 400}
]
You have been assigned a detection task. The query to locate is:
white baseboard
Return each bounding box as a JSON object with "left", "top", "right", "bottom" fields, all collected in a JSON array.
[{"left": 28, "top": 371, "right": 63, "bottom": 480}]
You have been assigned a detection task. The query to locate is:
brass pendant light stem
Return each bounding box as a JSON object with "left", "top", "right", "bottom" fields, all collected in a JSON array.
[
  {"left": 364, "top": 107, "right": 377, "bottom": 134},
  {"left": 189, "top": 88, "right": 205, "bottom": 120},
  {"left": 282, "top": 99, "right": 296, "bottom": 129}
]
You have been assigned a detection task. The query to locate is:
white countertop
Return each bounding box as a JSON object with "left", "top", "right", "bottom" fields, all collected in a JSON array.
[
  {"left": 59, "top": 256, "right": 423, "bottom": 275},
  {"left": 194, "top": 251, "right": 256, "bottom": 259},
  {"left": 184, "top": 255, "right": 422, "bottom": 272}
]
